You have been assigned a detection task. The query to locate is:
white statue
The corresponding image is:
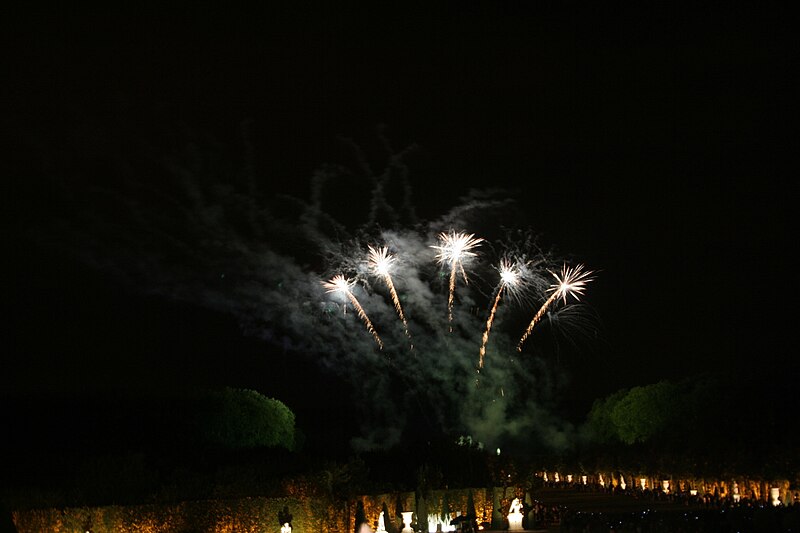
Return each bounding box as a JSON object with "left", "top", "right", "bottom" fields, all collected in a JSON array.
[
  {"left": 375, "top": 510, "right": 387, "bottom": 533},
  {"left": 400, "top": 511, "right": 414, "bottom": 533},
  {"left": 507, "top": 498, "right": 524, "bottom": 531}
]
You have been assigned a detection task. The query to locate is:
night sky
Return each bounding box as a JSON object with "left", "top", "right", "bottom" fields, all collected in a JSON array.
[{"left": 4, "top": 6, "right": 795, "bottom": 452}]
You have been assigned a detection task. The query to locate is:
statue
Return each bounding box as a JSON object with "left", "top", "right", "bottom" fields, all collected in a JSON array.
[
  {"left": 375, "top": 510, "right": 387, "bottom": 533},
  {"left": 507, "top": 497, "right": 524, "bottom": 531},
  {"left": 278, "top": 505, "right": 293, "bottom": 533},
  {"left": 400, "top": 511, "right": 414, "bottom": 533}
]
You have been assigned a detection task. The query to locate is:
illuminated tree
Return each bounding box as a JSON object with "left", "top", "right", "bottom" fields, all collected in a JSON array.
[
  {"left": 609, "top": 381, "right": 678, "bottom": 445},
  {"left": 585, "top": 388, "right": 629, "bottom": 444}
]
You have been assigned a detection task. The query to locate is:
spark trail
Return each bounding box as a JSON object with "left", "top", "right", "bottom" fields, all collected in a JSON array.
[
  {"left": 478, "top": 259, "right": 520, "bottom": 368},
  {"left": 432, "top": 231, "right": 483, "bottom": 327},
  {"left": 323, "top": 274, "right": 384, "bottom": 350},
  {"left": 517, "top": 263, "right": 593, "bottom": 352},
  {"left": 368, "top": 245, "right": 412, "bottom": 347}
]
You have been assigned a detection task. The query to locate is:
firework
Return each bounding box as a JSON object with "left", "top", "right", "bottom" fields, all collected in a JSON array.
[
  {"left": 368, "top": 245, "right": 412, "bottom": 347},
  {"left": 323, "top": 274, "right": 384, "bottom": 350},
  {"left": 517, "top": 263, "right": 593, "bottom": 351},
  {"left": 431, "top": 230, "right": 484, "bottom": 325},
  {"left": 478, "top": 259, "right": 521, "bottom": 368}
]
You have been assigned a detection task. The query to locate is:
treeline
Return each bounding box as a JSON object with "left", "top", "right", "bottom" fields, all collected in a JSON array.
[
  {"left": 577, "top": 366, "right": 798, "bottom": 481},
  {"left": 1, "top": 388, "right": 300, "bottom": 509}
]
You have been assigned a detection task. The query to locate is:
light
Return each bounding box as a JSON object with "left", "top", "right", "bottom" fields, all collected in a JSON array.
[
  {"left": 322, "top": 274, "right": 384, "bottom": 349},
  {"left": 770, "top": 487, "right": 781, "bottom": 507},
  {"left": 432, "top": 230, "right": 483, "bottom": 323},
  {"left": 517, "top": 263, "right": 594, "bottom": 351},
  {"left": 551, "top": 263, "right": 594, "bottom": 305},
  {"left": 496, "top": 447, "right": 501, "bottom": 455},
  {"left": 368, "top": 245, "right": 412, "bottom": 346},
  {"left": 368, "top": 245, "right": 394, "bottom": 276},
  {"left": 498, "top": 258, "right": 520, "bottom": 287}
]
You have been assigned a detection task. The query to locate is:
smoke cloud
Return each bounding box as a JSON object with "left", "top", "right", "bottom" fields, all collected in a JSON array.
[{"left": 35, "top": 129, "right": 599, "bottom": 454}]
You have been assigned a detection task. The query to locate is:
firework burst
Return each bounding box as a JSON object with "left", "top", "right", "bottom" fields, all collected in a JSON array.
[
  {"left": 478, "top": 258, "right": 523, "bottom": 368},
  {"left": 431, "top": 230, "right": 484, "bottom": 326},
  {"left": 368, "top": 245, "right": 412, "bottom": 347},
  {"left": 517, "top": 263, "right": 593, "bottom": 351},
  {"left": 323, "top": 274, "right": 384, "bottom": 350}
]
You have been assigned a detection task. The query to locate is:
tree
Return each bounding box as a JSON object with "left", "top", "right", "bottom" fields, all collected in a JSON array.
[
  {"left": 196, "top": 387, "right": 295, "bottom": 450},
  {"left": 586, "top": 388, "right": 628, "bottom": 444},
  {"left": 415, "top": 492, "right": 428, "bottom": 533},
  {"left": 354, "top": 500, "right": 367, "bottom": 533},
  {"left": 278, "top": 505, "right": 293, "bottom": 528},
  {"left": 610, "top": 381, "right": 677, "bottom": 445}
]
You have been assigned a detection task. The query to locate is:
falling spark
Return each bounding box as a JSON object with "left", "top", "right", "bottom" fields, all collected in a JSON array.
[
  {"left": 432, "top": 231, "right": 483, "bottom": 326},
  {"left": 368, "top": 245, "right": 412, "bottom": 347},
  {"left": 323, "top": 274, "right": 384, "bottom": 349},
  {"left": 517, "top": 263, "right": 593, "bottom": 351},
  {"left": 478, "top": 259, "right": 520, "bottom": 368}
]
